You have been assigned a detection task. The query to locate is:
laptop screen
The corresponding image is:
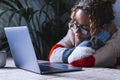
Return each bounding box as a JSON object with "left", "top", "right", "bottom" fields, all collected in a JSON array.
[{"left": 4, "top": 26, "right": 40, "bottom": 73}]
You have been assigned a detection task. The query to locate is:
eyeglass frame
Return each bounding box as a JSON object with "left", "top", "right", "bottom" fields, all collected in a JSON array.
[{"left": 71, "top": 23, "right": 90, "bottom": 35}]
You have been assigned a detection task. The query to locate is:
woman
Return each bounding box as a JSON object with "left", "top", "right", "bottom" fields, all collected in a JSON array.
[{"left": 49, "top": 0, "right": 118, "bottom": 67}]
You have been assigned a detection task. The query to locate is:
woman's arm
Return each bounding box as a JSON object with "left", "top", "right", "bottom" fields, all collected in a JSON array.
[
  {"left": 48, "top": 29, "right": 74, "bottom": 63},
  {"left": 49, "top": 28, "right": 112, "bottom": 67},
  {"left": 68, "top": 30, "right": 111, "bottom": 67}
]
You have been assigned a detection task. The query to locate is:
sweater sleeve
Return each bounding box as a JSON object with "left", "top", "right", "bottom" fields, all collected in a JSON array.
[
  {"left": 49, "top": 44, "right": 67, "bottom": 62},
  {"left": 68, "top": 43, "right": 95, "bottom": 67},
  {"left": 69, "top": 55, "right": 95, "bottom": 67},
  {"left": 68, "top": 30, "right": 111, "bottom": 67},
  {"left": 49, "top": 43, "right": 74, "bottom": 63},
  {"left": 49, "top": 29, "right": 74, "bottom": 63},
  {"left": 48, "top": 44, "right": 64, "bottom": 61}
]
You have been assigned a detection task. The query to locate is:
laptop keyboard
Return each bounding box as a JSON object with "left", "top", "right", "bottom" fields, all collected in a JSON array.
[
  {"left": 39, "top": 63, "right": 81, "bottom": 70},
  {"left": 38, "top": 63, "right": 63, "bottom": 73},
  {"left": 39, "top": 63, "right": 60, "bottom": 71},
  {"left": 38, "top": 63, "right": 82, "bottom": 74}
]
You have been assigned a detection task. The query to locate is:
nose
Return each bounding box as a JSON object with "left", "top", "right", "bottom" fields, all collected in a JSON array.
[{"left": 74, "top": 28, "right": 81, "bottom": 36}]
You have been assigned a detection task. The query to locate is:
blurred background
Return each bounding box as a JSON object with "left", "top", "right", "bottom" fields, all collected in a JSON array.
[
  {"left": 0, "top": 0, "right": 79, "bottom": 60},
  {"left": 0, "top": 0, "right": 120, "bottom": 60}
]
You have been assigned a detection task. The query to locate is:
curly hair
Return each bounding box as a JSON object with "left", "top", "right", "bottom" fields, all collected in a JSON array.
[{"left": 69, "top": 0, "right": 116, "bottom": 36}]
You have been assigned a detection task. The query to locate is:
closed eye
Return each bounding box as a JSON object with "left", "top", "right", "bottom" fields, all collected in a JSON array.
[{"left": 78, "top": 25, "right": 89, "bottom": 32}]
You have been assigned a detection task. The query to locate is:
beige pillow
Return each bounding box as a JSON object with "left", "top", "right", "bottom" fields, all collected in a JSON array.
[{"left": 94, "top": 28, "right": 120, "bottom": 67}]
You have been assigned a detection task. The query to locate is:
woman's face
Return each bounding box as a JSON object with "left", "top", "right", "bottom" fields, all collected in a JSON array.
[{"left": 72, "top": 9, "right": 90, "bottom": 46}]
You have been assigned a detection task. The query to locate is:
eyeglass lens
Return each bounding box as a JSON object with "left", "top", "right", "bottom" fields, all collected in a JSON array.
[{"left": 73, "top": 24, "right": 89, "bottom": 35}]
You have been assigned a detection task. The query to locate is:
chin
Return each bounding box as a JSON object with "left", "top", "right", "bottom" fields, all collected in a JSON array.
[{"left": 75, "top": 38, "right": 82, "bottom": 46}]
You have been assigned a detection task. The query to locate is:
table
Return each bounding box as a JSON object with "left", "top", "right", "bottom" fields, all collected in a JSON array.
[{"left": 0, "top": 58, "right": 120, "bottom": 80}]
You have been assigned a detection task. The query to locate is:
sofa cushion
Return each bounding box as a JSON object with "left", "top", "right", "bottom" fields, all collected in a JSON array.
[{"left": 94, "top": 28, "right": 120, "bottom": 67}]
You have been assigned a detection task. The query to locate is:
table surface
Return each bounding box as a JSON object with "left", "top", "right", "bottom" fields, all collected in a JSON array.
[{"left": 0, "top": 58, "right": 120, "bottom": 80}]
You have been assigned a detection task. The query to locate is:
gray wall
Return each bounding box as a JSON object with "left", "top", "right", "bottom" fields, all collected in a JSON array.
[
  {"left": 0, "top": 0, "right": 120, "bottom": 28},
  {"left": 0, "top": 0, "right": 44, "bottom": 27},
  {"left": 0, "top": 0, "right": 120, "bottom": 34},
  {"left": 113, "top": 0, "right": 120, "bottom": 27}
]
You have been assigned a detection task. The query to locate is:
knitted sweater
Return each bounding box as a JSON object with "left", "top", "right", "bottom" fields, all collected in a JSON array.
[{"left": 49, "top": 26, "right": 120, "bottom": 67}]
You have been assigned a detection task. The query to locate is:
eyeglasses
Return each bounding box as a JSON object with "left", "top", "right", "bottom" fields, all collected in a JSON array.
[{"left": 72, "top": 23, "right": 90, "bottom": 35}]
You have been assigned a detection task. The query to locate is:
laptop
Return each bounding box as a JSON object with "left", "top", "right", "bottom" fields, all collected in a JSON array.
[{"left": 4, "top": 26, "right": 82, "bottom": 74}]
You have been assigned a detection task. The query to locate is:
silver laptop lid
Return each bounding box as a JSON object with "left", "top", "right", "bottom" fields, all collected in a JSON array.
[{"left": 4, "top": 26, "right": 40, "bottom": 73}]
